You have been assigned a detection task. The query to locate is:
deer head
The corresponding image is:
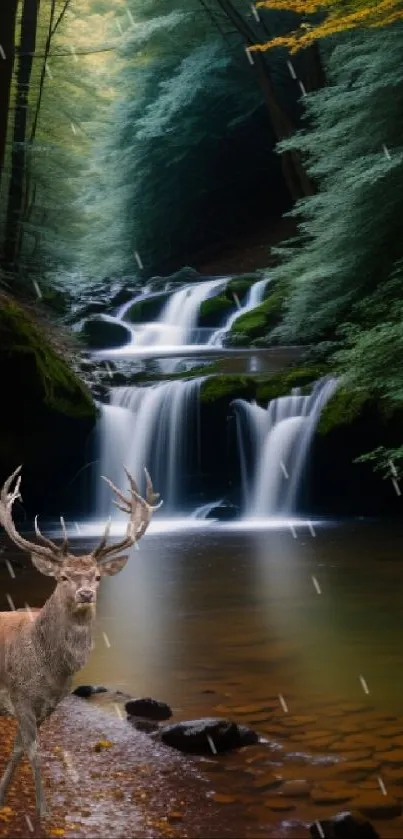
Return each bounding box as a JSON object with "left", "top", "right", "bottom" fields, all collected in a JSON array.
[{"left": 0, "top": 465, "right": 162, "bottom": 613}]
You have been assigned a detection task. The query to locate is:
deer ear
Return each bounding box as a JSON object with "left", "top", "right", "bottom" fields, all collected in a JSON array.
[
  {"left": 99, "top": 555, "right": 129, "bottom": 577},
  {"left": 31, "top": 554, "right": 57, "bottom": 577}
]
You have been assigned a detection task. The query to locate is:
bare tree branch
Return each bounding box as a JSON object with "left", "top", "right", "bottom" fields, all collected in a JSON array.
[{"left": 51, "top": 0, "right": 72, "bottom": 38}]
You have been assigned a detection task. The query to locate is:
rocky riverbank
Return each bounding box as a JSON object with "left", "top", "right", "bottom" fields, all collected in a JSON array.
[{"left": 0, "top": 694, "right": 240, "bottom": 839}]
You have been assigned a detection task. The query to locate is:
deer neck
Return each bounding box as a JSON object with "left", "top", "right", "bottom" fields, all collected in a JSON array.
[{"left": 34, "top": 585, "right": 96, "bottom": 679}]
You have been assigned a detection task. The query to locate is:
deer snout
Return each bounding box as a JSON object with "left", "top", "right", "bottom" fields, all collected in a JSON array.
[{"left": 76, "top": 588, "right": 94, "bottom": 604}]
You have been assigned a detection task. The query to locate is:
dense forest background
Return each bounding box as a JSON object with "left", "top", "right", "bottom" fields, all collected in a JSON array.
[{"left": 1, "top": 0, "right": 403, "bottom": 501}]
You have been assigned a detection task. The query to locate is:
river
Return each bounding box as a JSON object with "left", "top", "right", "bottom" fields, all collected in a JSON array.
[{"left": 3, "top": 520, "right": 403, "bottom": 837}]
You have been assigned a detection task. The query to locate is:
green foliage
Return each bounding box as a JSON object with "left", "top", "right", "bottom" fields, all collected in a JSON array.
[
  {"left": 77, "top": 0, "right": 295, "bottom": 278},
  {"left": 270, "top": 25, "right": 403, "bottom": 346},
  {"left": 0, "top": 295, "right": 95, "bottom": 418},
  {"left": 355, "top": 445, "right": 403, "bottom": 481}
]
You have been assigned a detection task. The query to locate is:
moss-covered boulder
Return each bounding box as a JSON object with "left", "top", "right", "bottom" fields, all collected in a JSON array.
[
  {"left": 124, "top": 291, "right": 170, "bottom": 324},
  {"left": 0, "top": 295, "right": 96, "bottom": 517},
  {"left": 255, "top": 367, "right": 326, "bottom": 405},
  {"left": 224, "top": 281, "right": 285, "bottom": 347},
  {"left": 198, "top": 294, "right": 234, "bottom": 327},
  {"left": 226, "top": 275, "right": 257, "bottom": 298},
  {"left": 316, "top": 385, "right": 372, "bottom": 435},
  {"left": 200, "top": 375, "right": 256, "bottom": 404}
]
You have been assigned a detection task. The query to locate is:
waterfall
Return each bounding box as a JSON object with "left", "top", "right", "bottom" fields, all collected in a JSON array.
[
  {"left": 208, "top": 277, "right": 270, "bottom": 347},
  {"left": 233, "top": 377, "right": 338, "bottom": 517},
  {"left": 97, "top": 378, "right": 205, "bottom": 516},
  {"left": 124, "top": 278, "right": 227, "bottom": 348}
]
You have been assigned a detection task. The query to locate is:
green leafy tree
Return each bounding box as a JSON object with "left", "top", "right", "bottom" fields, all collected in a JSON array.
[
  {"left": 270, "top": 24, "right": 403, "bottom": 344},
  {"left": 78, "top": 0, "right": 311, "bottom": 279}
]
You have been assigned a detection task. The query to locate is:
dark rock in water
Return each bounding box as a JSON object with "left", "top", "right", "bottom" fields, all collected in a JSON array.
[
  {"left": 127, "top": 717, "right": 160, "bottom": 734},
  {"left": 73, "top": 685, "right": 108, "bottom": 698},
  {"left": 206, "top": 503, "right": 239, "bottom": 521},
  {"left": 125, "top": 698, "right": 173, "bottom": 721},
  {"left": 159, "top": 718, "right": 258, "bottom": 755},
  {"left": 81, "top": 316, "right": 132, "bottom": 350},
  {"left": 309, "top": 812, "right": 380, "bottom": 839}
]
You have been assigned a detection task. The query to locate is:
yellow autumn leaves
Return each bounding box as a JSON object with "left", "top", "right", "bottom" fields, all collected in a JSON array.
[{"left": 251, "top": 0, "right": 403, "bottom": 52}]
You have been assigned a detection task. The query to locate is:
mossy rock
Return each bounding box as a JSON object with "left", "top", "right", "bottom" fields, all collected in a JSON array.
[
  {"left": 124, "top": 291, "right": 170, "bottom": 323},
  {"left": 198, "top": 294, "right": 234, "bottom": 327},
  {"left": 0, "top": 295, "right": 95, "bottom": 420},
  {"left": 317, "top": 385, "right": 372, "bottom": 435},
  {"left": 81, "top": 317, "right": 132, "bottom": 350},
  {"left": 229, "top": 285, "right": 285, "bottom": 342},
  {"left": 226, "top": 275, "right": 256, "bottom": 299},
  {"left": 255, "top": 367, "right": 326, "bottom": 405},
  {"left": 200, "top": 375, "right": 256, "bottom": 404}
]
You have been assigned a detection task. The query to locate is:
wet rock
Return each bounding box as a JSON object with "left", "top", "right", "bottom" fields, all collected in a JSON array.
[
  {"left": 281, "top": 716, "right": 318, "bottom": 728},
  {"left": 310, "top": 786, "right": 355, "bottom": 804},
  {"left": 81, "top": 317, "right": 132, "bottom": 350},
  {"left": 252, "top": 774, "right": 283, "bottom": 791},
  {"left": 159, "top": 718, "right": 258, "bottom": 755},
  {"left": 125, "top": 698, "right": 172, "bottom": 722},
  {"left": 310, "top": 812, "right": 380, "bottom": 838},
  {"left": 348, "top": 791, "right": 402, "bottom": 819},
  {"left": 280, "top": 779, "right": 311, "bottom": 797},
  {"left": 206, "top": 503, "right": 239, "bottom": 521},
  {"left": 376, "top": 748, "right": 403, "bottom": 765},
  {"left": 265, "top": 798, "right": 295, "bottom": 811},
  {"left": 336, "top": 759, "right": 379, "bottom": 779},
  {"left": 127, "top": 718, "right": 160, "bottom": 735},
  {"left": 72, "top": 685, "right": 108, "bottom": 698}
]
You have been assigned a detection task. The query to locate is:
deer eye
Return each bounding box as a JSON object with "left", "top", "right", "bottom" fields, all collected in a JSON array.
[
  {"left": 95, "top": 574, "right": 101, "bottom": 582},
  {"left": 60, "top": 574, "right": 68, "bottom": 581}
]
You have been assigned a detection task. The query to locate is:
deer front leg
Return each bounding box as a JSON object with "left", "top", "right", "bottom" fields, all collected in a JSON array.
[
  {"left": 0, "top": 730, "right": 23, "bottom": 805},
  {"left": 14, "top": 706, "right": 47, "bottom": 818}
]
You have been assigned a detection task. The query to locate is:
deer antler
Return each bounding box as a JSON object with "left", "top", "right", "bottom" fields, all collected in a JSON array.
[
  {"left": 92, "top": 466, "right": 162, "bottom": 564},
  {"left": 0, "top": 466, "right": 66, "bottom": 561}
]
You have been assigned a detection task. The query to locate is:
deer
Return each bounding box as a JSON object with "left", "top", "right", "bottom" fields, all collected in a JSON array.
[{"left": 0, "top": 464, "right": 162, "bottom": 818}]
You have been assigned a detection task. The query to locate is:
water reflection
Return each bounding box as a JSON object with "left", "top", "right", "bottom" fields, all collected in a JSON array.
[
  {"left": 3, "top": 521, "right": 403, "bottom": 711},
  {"left": 4, "top": 521, "right": 403, "bottom": 836}
]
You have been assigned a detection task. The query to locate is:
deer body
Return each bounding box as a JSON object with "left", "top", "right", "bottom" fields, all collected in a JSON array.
[
  {"left": 0, "top": 599, "right": 93, "bottom": 722},
  {"left": 0, "top": 465, "right": 161, "bottom": 818}
]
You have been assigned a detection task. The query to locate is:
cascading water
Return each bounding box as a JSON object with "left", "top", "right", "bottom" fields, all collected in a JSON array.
[
  {"left": 97, "top": 378, "right": 205, "bottom": 516},
  {"left": 208, "top": 277, "right": 270, "bottom": 347},
  {"left": 121, "top": 278, "right": 227, "bottom": 348},
  {"left": 233, "top": 377, "right": 338, "bottom": 517}
]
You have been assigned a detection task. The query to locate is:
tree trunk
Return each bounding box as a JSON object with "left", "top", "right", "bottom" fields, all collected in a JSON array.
[
  {"left": 0, "top": 1, "right": 19, "bottom": 188},
  {"left": 2, "top": 0, "right": 41, "bottom": 273},
  {"left": 301, "top": 42, "right": 326, "bottom": 93},
  {"left": 214, "top": 0, "right": 316, "bottom": 201}
]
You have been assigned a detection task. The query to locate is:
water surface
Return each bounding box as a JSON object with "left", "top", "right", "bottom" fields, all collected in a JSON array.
[{"left": 2, "top": 521, "right": 403, "bottom": 837}]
